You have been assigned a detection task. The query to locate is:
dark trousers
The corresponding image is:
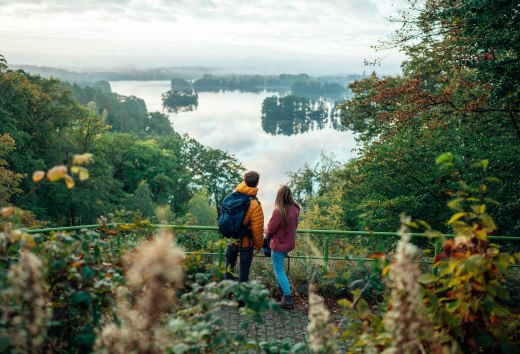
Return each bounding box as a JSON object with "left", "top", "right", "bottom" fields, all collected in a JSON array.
[{"left": 224, "top": 243, "right": 254, "bottom": 282}]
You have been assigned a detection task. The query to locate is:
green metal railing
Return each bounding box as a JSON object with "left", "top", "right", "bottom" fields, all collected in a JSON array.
[{"left": 24, "top": 223, "right": 520, "bottom": 275}]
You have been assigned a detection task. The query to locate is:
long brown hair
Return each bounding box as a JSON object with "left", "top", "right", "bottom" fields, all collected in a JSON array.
[{"left": 274, "top": 185, "right": 298, "bottom": 230}]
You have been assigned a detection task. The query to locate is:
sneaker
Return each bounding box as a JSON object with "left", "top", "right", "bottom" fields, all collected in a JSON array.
[{"left": 279, "top": 295, "right": 294, "bottom": 310}]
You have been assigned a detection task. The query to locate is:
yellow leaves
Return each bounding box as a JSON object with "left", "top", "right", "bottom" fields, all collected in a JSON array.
[
  {"left": 71, "top": 166, "right": 89, "bottom": 181},
  {"left": 63, "top": 175, "right": 75, "bottom": 189},
  {"left": 73, "top": 153, "right": 93, "bottom": 165},
  {"left": 47, "top": 165, "right": 68, "bottom": 182},
  {"left": 486, "top": 248, "right": 499, "bottom": 258},
  {"left": 471, "top": 204, "right": 486, "bottom": 214},
  {"left": 32, "top": 170, "right": 45, "bottom": 182},
  {"left": 473, "top": 228, "right": 488, "bottom": 241},
  {"left": 43, "top": 165, "right": 75, "bottom": 188},
  {"left": 448, "top": 212, "right": 467, "bottom": 224},
  {"left": 480, "top": 213, "right": 496, "bottom": 232},
  {"left": 337, "top": 298, "right": 353, "bottom": 308},
  {"left": 31, "top": 153, "right": 93, "bottom": 189},
  {"left": 436, "top": 152, "right": 454, "bottom": 164},
  {"left": 79, "top": 169, "right": 89, "bottom": 181},
  {"left": 447, "top": 198, "right": 462, "bottom": 210}
]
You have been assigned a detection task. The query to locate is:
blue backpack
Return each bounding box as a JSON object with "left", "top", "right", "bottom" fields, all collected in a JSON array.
[{"left": 218, "top": 192, "right": 256, "bottom": 239}]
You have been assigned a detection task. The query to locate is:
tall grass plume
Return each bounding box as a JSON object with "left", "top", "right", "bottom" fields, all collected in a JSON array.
[
  {"left": 95, "top": 229, "right": 184, "bottom": 354},
  {"left": 1, "top": 249, "right": 51, "bottom": 354},
  {"left": 307, "top": 284, "right": 338, "bottom": 353}
]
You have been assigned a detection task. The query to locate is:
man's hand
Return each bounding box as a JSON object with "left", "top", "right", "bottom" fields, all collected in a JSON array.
[{"left": 253, "top": 248, "right": 260, "bottom": 255}]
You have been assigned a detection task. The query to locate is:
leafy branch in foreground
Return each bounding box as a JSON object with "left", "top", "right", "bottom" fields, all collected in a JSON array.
[{"left": 326, "top": 156, "right": 520, "bottom": 353}]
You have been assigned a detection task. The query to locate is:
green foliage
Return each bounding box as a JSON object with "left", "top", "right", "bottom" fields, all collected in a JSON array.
[
  {"left": 0, "top": 134, "right": 22, "bottom": 205},
  {"left": 147, "top": 111, "right": 174, "bottom": 136},
  {"left": 0, "top": 213, "right": 125, "bottom": 353},
  {"left": 259, "top": 339, "right": 307, "bottom": 354},
  {"left": 181, "top": 135, "right": 243, "bottom": 205},
  {"left": 288, "top": 153, "right": 346, "bottom": 230},
  {"left": 0, "top": 59, "right": 244, "bottom": 225},
  {"left": 167, "top": 277, "right": 283, "bottom": 353},
  {"left": 186, "top": 188, "right": 217, "bottom": 226},
  {"left": 42, "top": 229, "right": 124, "bottom": 353},
  {"left": 125, "top": 180, "right": 157, "bottom": 218},
  {"left": 336, "top": 158, "right": 520, "bottom": 352},
  {"left": 1, "top": 211, "right": 305, "bottom": 353},
  {"left": 291, "top": 80, "right": 347, "bottom": 96},
  {"left": 335, "top": 0, "right": 520, "bottom": 235}
]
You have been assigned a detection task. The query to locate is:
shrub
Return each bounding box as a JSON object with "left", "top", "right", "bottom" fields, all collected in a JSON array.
[{"left": 328, "top": 157, "right": 520, "bottom": 353}]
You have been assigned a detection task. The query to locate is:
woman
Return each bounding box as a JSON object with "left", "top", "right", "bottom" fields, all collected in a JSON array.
[{"left": 265, "top": 185, "right": 300, "bottom": 309}]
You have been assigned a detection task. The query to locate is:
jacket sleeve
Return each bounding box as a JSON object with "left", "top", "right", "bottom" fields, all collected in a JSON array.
[
  {"left": 265, "top": 209, "right": 280, "bottom": 238},
  {"left": 244, "top": 199, "right": 264, "bottom": 249}
]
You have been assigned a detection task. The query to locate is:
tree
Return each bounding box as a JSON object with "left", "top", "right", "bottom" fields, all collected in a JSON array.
[
  {"left": 181, "top": 136, "right": 243, "bottom": 205},
  {"left": 148, "top": 112, "right": 174, "bottom": 136},
  {"left": 0, "top": 134, "right": 22, "bottom": 205},
  {"left": 186, "top": 189, "right": 217, "bottom": 226},
  {"left": 336, "top": 0, "right": 520, "bottom": 234},
  {"left": 161, "top": 90, "right": 198, "bottom": 114},
  {"left": 288, "top": 154, "right": 346, "bottom": 230},
  {"left": 126, "top": 180, "right": 157, "bottom": 218}
]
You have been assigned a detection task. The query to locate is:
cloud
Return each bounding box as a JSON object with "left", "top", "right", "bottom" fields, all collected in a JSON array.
[{"left": 0, "top": 0, "right": 405, "bottom": 73}]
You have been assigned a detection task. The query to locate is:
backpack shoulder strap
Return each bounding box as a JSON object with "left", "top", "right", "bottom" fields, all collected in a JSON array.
[{"left": 249, "top": 195, "right": 259, "bottom": 204}]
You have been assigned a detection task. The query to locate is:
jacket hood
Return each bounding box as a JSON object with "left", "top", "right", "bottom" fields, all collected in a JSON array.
[{"left": 235, "top": 181, "right": 258, "bottom": 196}]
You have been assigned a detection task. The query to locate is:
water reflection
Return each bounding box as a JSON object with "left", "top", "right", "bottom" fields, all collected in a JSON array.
[
  {"left": 261, "top": 95, "right": 346, "bottom": 136},
  {"left": 161, "top": 89, "right": 198, "bottom": 113},
  {"left": 109, "top": 81, "right": 358, "bottom": 221}
]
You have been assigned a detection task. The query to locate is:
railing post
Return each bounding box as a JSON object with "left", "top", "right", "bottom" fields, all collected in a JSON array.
[
  {"left": 323, "top": 235, "right": 330, "bottom": 276},
  {"left": 217, "top": 234, "right": 224, "bottom": 281},
  {"left": 433, "top": 237, "right": 440, "bottom": 275}
]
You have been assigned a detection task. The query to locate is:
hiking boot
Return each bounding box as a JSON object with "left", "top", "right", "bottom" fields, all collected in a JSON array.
[{"left": 279, "top": 295, "right": 294, "bottom": 310}]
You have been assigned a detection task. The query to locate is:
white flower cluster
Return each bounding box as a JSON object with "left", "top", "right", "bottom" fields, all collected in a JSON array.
[
  {"left": 1, "top": 249, "right": 51, "bottom": 354},
  {"left": 383, "top": 215, "right": 429, "bottom": 353},
  {"left": 307, "top": 284, "right": 339, "bottom": 353},
  {"left": 95, "top": 230, "right": 185, "bottom": 354}
]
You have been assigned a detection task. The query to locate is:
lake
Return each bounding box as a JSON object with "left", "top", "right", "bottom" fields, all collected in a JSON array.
[{"left": 109, "top": 80, "right": 358, "bottom": 220}]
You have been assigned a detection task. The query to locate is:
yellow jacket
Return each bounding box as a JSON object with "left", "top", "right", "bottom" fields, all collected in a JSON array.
[{"left": 234, "top": 182, "right": 264, "bottom": 249}]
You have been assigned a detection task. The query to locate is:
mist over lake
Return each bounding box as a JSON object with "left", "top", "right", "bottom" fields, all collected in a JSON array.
[{"left": 109, "top": 80, "right": 358, "bottom": 219}]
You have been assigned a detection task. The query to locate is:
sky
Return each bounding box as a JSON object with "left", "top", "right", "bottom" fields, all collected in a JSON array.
[{"left": 0, "top": 0, "right": 406, "bottom": 75}]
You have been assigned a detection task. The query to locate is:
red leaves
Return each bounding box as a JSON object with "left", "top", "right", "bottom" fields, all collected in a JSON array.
[
  {"left": 444, "top": 239, "right": 455, "bottom": 254},
  {"left": 369, "top": 251, "right": 386, "bottom": 259}
]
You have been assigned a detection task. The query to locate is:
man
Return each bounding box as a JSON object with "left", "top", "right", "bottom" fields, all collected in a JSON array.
[{"left": 224, "top": 171, "right": 264, "bottom": 282}]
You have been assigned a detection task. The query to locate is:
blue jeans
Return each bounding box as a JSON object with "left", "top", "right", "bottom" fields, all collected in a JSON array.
[
  {"left": 271, "top": 250, "right": 291, "bottom": 296},
  {"left": 224, "top": 244, "right": 254, "bottom": 282}
]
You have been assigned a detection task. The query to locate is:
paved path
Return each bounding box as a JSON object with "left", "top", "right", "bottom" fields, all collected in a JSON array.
[
  {"left": 224, "top": 306, "right": 309, "bottom": 342},
  {"left": 222, "top": 306, "right": 308, "bottom": 353},
  {"left": 222, "top": 303, "right": 346, "bottom": 353}
]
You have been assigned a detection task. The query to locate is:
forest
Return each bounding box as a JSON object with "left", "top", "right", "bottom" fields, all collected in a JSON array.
[
  {"left": 0, "top": 63, "right": 242, "bottom": 227},
  {"left": 170, "top": 73, "right": 354, "bottom": 95},
  {"left": 1, "top": 0, "right": 520, "bottom": 353}
]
